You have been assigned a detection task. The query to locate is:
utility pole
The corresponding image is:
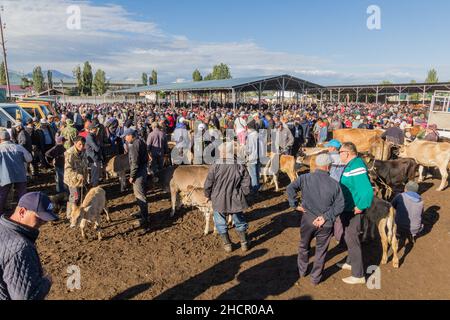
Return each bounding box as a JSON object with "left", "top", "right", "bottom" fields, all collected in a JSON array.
[{"left": 0, "top": 6, "right": 11, "bottom": 99}]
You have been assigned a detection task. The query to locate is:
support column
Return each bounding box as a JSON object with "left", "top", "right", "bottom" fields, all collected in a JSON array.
[
  {"left": 422, "top": 86, "right": 426, "bottom": 105},
  {"left": 232, "top": 88, "right": 236, "bottom": 110},
  {"left": 376, "top": 87, "right": 379, "bottom": 104},
  {"left": 258, "top": 83, "right": 262, "bottom": 108}
]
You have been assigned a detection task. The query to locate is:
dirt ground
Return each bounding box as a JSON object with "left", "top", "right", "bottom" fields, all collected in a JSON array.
[{"left": 26, "top": 170, "right": 450, "bottom": 300}]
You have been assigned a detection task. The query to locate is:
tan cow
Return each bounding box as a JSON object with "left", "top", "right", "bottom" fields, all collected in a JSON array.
[
  {"left": 399, "top": 140, "right": 450, "bottom": 191},
  {"left": 296, "top": 147, "right": 329, "bottom": 173},
  {"left": 333, "top": 129, "right": 384, "bottom": 153},
  {"left": 179, "top": 186, "right": 215, "bottom": 235},
  {"left": 106, "top": 154, "right": 130, "bottom": 192},
  {"left": 262, "top": 154, "right": 298, "bottom": 192},
  {"left": 70, "top": 187, "right": 111, "bottom": 241},
  {"left": 368, "top": 136, "right": 393, "bottom": 161},
  {"left": 169, "top": 165, "right": 210, "bottom": 217}
]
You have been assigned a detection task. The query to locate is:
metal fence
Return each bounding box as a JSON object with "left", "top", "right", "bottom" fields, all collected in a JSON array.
[{"left": 58, "top": 95, "right": 147, "bottom": 104}]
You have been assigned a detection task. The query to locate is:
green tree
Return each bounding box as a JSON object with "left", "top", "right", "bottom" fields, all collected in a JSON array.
[
  {"left": 151, "top": 70, "right": 158, "bottom": 85},
  {"left": 47, "top": 70, "right": 53, "bottom": 90},
  {"left": 204, "top": 63, "right": 232, "bottom": 80},
  {"left": 32, "top": 66, "right": 45, "bottom": 93},
  {"left": 142, "top": 72, "right": 148, "bottom": 86},
  {"left": 73, "top": 65, "right": 82, "bottom": 95},
  {"left": 20, "top": 77, "right": 31, "bottom": 89},
  {"left": 193, "top": 69, "right": 203, "bottom": 82},
  {"left": 82, "top": 61, "right": 93, "bottom": 96},
  {"left": 380, "top": 80, "right": 392, "bottom": 85},
  {"left": 93, "top": 69, "right": 107, "bottom": 95},
  {"left": 410, "top": 80, "right": 420, "bottom": 101},
  {"left": 0, "top": 61, "right": 6, "bottom": 85},
  {"left": 425, "top": 69, "right": 438, "bottom": 83}
]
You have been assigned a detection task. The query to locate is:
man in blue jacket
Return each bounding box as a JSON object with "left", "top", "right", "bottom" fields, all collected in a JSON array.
[{"left": 0, "top": 192, "right": 58, "bottom": 300}]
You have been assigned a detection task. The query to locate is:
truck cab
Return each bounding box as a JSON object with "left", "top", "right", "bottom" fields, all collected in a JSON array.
[
  {"left": 0, "top": 104, "right": 33, "bottom": 126},
  {"left": 429, "top": 91, "right": 450, "bottom": 139},
  {"left": 17, "top": 101, "right": 50, "bottom": 120}
]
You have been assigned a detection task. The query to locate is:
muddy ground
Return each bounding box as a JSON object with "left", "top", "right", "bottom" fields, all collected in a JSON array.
[{"left": 23, "top": 169, "right": 450, "bottom": 300}]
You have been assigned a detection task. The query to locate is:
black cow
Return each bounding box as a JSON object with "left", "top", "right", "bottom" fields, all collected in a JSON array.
[
  {"left": 362, "top": 197, "right": 400, "bottom": 268},
  {"left": 366, "top": 158, "right": 418, "bottom": 200}
]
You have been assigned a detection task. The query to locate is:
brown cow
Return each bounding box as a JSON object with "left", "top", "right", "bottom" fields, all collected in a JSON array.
[
  {"left": 333, "top": 129, "right": 384, "bottom": 154},
  {"left": 106, "top": 154, "right": 130, "bottom": 192}
]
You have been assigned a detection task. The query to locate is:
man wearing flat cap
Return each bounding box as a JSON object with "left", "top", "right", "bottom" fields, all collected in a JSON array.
[
  {"left": 287, "top": 154, "right": 345, "bottom": 286},
  {"left": 0, "top": 192, "right": 58, "bottom": 300}
]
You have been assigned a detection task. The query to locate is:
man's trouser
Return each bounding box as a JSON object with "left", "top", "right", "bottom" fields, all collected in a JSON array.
[
  {"left": 90, "top": 161, "right": 101, "bottom": 187},
  {"left": 151, "top": 155, "right": 164, "bottom": 175},
  {"left": 133, "top": 168, "right": 149, "bottom": 222},
  {"left": 298, "top": 212, "right": 333, "bottom": 284},
  {"left": 213, "top": 212, "right": 248, "bottom": 235},
  {"left": 341, "top": 212, "right": 364, "bottom": 278},
  {"left": 55, "top": 167, "right": 67, "bottom": 194},
  {"left": 0, "top": 182, "right": 27, "bottom": 215},
  {"left": 247, "top": 163, "right": 260, "bottom": 193},
  {"left": 67, "top": 187, "right": 82, "bottom": 219}
]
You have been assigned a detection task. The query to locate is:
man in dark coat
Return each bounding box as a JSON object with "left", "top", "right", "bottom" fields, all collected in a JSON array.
[
  {"left": 0, "top": 192, "right": 58, "bottom": 300},
  {"left": 85, "top": 124, "right": 102, "bottom": 187},
  {"left": 124, "top": 129, "right": 149, "bottom": 230},
  {"left": 204, "top": 142, "right": 252, "bottom": 253}
]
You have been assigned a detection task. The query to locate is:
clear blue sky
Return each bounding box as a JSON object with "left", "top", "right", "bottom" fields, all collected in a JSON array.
[
  {"left": 7, "top": 0, "right": 450, "bottom": 84},
  {"left": 93, "top": 0, "right": 448, "bottom": 59}
]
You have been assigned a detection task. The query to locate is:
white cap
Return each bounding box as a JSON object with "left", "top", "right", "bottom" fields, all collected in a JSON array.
[{"left": 315, "top": 154, "right": 332, "bottom": 167}]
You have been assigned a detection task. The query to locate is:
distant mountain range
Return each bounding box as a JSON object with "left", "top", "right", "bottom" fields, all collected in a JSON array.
[
  {"left": 7, "top": 70, "right": 139, "bottom": 85},
  {"left": 5, "top": 70, "right": 74, "bottom": 85},
  {"left": 24, "top": 70, "right": 75, "bottom": 82}
]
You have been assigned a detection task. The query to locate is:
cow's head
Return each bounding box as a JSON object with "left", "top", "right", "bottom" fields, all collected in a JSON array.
[
  {"left": 398, "top": 144, "right": 409, "bottom": 158},
  {"left": 70, "top": 205, "right": 89, "bottom": 228}
]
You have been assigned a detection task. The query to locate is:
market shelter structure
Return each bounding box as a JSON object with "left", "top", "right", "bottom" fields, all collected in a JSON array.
[{"left": 115, "top": 75, "right": 323, "bottom": 108}]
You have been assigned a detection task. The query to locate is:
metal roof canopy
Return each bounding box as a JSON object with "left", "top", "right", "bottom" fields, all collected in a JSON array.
[
  {"left": 115, "top": 75, "right": 323, "bottom": 95},
  {"left": 307, "top": 82, "right": 450, "bottom": 95}
]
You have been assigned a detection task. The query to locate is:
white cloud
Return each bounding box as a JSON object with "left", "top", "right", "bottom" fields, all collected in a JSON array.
[{"left": 2, "top": 0, "right": 443, "bottom": 85}]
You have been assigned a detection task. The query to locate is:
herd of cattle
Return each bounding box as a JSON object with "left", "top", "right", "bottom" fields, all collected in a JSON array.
[{"left": 60, "top": 128, "right": 449, "bottom": 269}]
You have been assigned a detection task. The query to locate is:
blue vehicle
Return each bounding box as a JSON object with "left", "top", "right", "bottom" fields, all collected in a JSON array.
[{"left": 0, "top": 103, "right": 33, "bottom": 127}]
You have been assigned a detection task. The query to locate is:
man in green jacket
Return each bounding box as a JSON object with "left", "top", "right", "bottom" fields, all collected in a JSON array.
[{"left": 338, "top": 142, "right": 374, "bottom": 285}]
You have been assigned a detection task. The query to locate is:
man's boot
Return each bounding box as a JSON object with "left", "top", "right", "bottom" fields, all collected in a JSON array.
[
  {"left": 237, "top": 231, "right": 250, "bottom": 252},
  {"left": 219, "top": 233, "right": 232, "bottom": 253}
]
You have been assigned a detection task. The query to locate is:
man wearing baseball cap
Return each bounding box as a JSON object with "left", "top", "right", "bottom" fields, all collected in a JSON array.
[
  {"left": 325, "top": 139, "right": 346, "bottom": 182},
  {"left": 123, "top": 128, "right": 150, "bottom": 230},
  {"left": 0, "top": 192, "right": 58, "bottom": 300}
]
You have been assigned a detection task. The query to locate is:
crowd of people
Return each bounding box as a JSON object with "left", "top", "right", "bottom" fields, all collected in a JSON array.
[{"left": 0, "top": 100, "right": 438, "bottom": 299}]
